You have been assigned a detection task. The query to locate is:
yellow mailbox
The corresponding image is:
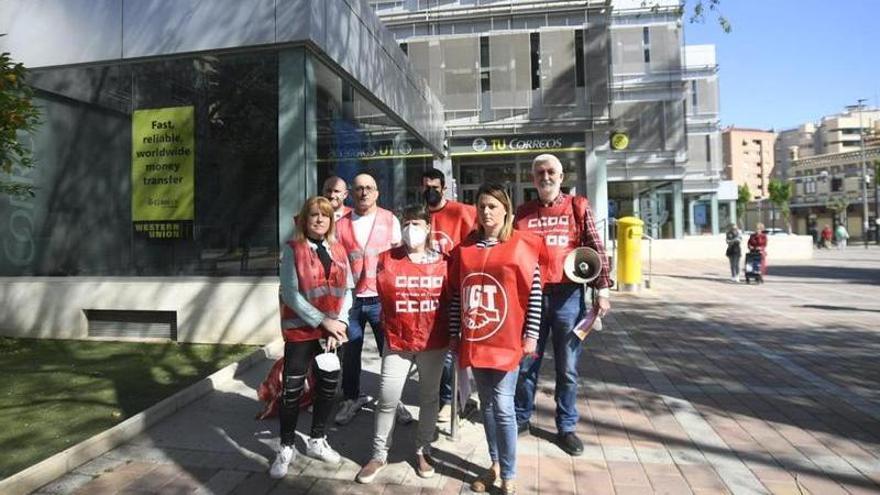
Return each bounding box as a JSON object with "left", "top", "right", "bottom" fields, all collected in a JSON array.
[{"left": 616, "top": 216, "right": 644, "bottom": 291}]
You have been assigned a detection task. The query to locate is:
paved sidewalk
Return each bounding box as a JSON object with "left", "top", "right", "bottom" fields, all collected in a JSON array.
[{"left": 33, "top": 247, "right": 880, "bottom": 494}]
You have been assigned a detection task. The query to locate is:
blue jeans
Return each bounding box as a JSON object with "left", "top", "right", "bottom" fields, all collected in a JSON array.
[
  {"left": 515, "top": 284, "right": 585, "bottom": 434},
  {"left": 473, "top": 368, "right": 518, "bottom": 481},
  {"left": 438, "top": 350, "right": 454, "bottom": 406},
  {"left": 342, "top": 296, "right": 384, "bottom": 400}
]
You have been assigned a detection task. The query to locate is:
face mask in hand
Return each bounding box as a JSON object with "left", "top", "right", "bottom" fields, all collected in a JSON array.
[
  {"left": 402, "top": 225, "right": 428, "bottom": 249},
  {"left": 423, "top": 188, "right": 442, "bottom": 207}
]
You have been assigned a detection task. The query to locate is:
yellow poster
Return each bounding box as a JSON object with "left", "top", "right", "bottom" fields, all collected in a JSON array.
[{"left": 131, "top": 106, "right": 194, "bottom": 239}]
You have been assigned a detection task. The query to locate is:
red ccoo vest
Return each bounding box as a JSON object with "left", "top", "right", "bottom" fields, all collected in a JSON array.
[
  {"left": 280, "top": 239, "right": 349, "bottom": 342},
  {"left": 376, "top": 247, "right": 450, "bottom": 352},
  {"left": 451, "top": 231, "right": 545, "bottom": 372},
  {"left": 430, "top": 201, "right": 477, "bottom": 255},
  {"left": 515, "top": 194, "right": 587, "bottom": 284},
  {"left": 336, "top": 208, "right": 395, "bottom": 295}
]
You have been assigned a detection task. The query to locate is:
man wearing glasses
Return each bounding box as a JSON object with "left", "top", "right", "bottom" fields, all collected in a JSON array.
[{"left": 334, "top": 173, "right": 408, "bottom": 425}]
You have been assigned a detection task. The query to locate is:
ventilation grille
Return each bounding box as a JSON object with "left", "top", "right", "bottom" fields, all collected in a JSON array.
[{"left": 85, "top": 310, "right": 177, "bottom": 340}]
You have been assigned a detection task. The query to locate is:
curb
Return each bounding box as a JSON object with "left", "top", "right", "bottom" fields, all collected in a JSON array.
[{"left": 0, "top": 339, "right": 283, "bottom": 495}]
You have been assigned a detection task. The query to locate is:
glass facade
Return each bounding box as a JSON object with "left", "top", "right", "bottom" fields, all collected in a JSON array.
[
  {"left": 313, "top": 61, "right": 435, "bottom": 210},
  {"left": 2, "top": 52, "right": 279, "bottom": 276},
  {"left": 2, "top": 49, "right": 439, "bottom": 278}
]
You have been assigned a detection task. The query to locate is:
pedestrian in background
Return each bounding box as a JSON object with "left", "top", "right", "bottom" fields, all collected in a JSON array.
[
  {"left": 270, "top": 196, "right": 352, "bottom": 479},
  {"left": 747, "top": 222, "right": 769, "bottom": 276},
  {"left": 835, "top": 223, "right": 850, "bottom": 250},
  {"left": 449, "top": 183, "right": 548, "bottom": 495},
  {"left": 820, "top": 224, "right": 833, "bottom": 249},
  {"left": 725, "top": 223, "right": 743, "bottom": 283}
]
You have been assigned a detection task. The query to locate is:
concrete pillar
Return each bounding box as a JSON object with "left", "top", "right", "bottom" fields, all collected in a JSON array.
[
  {"left": 710, "top": 193, "right": 720, "bottom": 235},
  {"left": 673, "top": 180, "right": 684, "bottom": 239},
  {"left": 586, "top": 138, "right": 609, "bottom": 242},
  {"left": 729, "top": 200, "right": 737, "bottom": 226},
  {"left": 278, "top": 48, "right": 315, "bottom": 247},
  {"left": 687, "top": 198, "right": 695, "bottom": 236}
]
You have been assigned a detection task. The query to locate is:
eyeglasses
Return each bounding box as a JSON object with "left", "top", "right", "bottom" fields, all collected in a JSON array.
[{"left": 354, "top": 186, "right": 376, "bottom": 193}]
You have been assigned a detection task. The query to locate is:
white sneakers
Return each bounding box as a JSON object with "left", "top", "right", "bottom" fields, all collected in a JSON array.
[
  {"left": 269, "top": 437, "right": 340, "bottom": 479},
  {"left": 306, "top": 436, "right": 341, "bottom": 463},
  {"left": 269, "top": 445, "right": 295, "bottom": 479},
  {"left": 334, "top": 395, "right": 372, "bottom": 425}
]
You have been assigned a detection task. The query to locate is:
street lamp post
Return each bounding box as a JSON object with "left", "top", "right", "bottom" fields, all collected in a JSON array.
[{"left": 857, "top": 99, "right": 869, "bottom": 248}]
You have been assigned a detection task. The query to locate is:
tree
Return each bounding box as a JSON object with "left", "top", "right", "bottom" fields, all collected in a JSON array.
[
  {"left": 0, "top": 37, "right": 40, "bottom": 199},
  {"left": 768, "top": 179, "right": 792, "bottom": 233},
  {"left": 645, "top": 0, "right": 730, "bottom": 33},
  {"left": 826, "top": 196, "right": 848, "bottom": 226},
  {"left": 736, "top": 183, "right": 750, "bottom": 226}
]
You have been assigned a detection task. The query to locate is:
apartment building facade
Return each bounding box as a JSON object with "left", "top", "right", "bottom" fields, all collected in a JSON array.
[{"left": 722, "top": 128, "right": 776, "bottom": 201}]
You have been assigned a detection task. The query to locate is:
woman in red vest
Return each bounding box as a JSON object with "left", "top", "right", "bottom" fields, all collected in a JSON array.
[
  {"left": 449, "top": 183, "right": 547, "bottom": 495},
  {"left": 748, "top": 222, "right": 769, "bottom": 276},
  {"left": 355, "top": 205, "right": 450, "bottom": 483},
  {"left": 269, "top": 196, "right": 354, "bottom": 479}
]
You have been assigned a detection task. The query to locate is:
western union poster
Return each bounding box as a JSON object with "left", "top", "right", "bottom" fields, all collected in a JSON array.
[{"left": 132, "top": 106, "right": 195, "bottom": 240}]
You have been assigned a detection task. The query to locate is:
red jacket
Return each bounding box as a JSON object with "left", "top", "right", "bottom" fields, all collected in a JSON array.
[
  {"left": 376, "top": 247, "right": 450, "bottom": 352},
  {"left": 450, "top": 231, "right": 546, "bottom": 372}
]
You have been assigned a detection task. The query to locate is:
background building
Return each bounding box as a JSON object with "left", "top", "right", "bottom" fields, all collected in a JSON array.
[
  {"left": 374, "top": 0, "right": 720, "bottom": 240},
  {"left": 774, "top": 123, "right": 816, "bottom": 180},
  {"left": 373, "top": 0, "right": 615, "bottom": 239},
  {"left": 722, "top": 127, "right": 776, "bottom": 200},
  {"left": 682, "top": 44, "right": 724, "bottom": 235},
  {"left": 778, "top": 106, "right": 880, "bottom": 240}
]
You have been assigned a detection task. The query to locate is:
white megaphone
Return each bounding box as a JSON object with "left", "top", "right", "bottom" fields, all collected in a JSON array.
[
  {"left": 563, "top": 247, "right": 602, "bottom": 284},
  {"left": 563, "top": 247, "right": 604, "bottom": 340}
]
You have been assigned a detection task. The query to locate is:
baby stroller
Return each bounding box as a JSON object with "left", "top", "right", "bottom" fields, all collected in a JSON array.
[{"left": 743, "top": 250, "right": 763, "bottom": 284}]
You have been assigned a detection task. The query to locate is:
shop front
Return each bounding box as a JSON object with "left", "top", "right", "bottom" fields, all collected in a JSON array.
[{"left": 450, "top": 134, "right": 587, "bottom": 206}]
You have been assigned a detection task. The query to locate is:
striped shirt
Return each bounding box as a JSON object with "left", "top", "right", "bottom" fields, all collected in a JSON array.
[{"left": 449, "top": 238, "right": 543, "bottom": 340}]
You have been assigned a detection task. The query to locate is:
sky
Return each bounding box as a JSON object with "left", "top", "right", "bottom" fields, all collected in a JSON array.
[{"left": 682, "top": 0, "right": 880, "bottom": 131}]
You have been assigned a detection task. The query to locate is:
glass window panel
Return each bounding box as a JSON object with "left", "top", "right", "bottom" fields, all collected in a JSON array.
[
  {"left": 649, "top": 25, "right": 681, "bottom": 72},
  {"left": 8, "top": 52, "right": 280, "bottom": 276},
  {"left": 540, "top": 30, "right": 577, "bottom": 106},
  {"left": 441, "top": 37, "right": 480, "bottom": 111},
  {"left": 696, "top": 78, "right": 719, "bottom": 114},
  {"left": 489, "top": 33, "right": 531, "bottom": 109},
  {"left": 611, "top": 27, "right": 644, "bottom": 74}
]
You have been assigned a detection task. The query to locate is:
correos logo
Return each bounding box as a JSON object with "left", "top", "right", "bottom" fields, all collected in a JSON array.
[
  {"left": 472, "top": 137, "right": 488, "bottom": 153},
  {"left": 461, "top": 272, "right": 508, "bottom": 341}
]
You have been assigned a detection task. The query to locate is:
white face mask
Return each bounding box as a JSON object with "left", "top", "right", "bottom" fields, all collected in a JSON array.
[{"left": 402, "top": 224, "right": 428, "bottom": 249}]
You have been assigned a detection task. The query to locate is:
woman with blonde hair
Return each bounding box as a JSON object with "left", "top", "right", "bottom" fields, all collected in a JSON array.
[
  {"left": 269, "top": 196, "right": 354, "bottom": 479},
  {"left": 448, "top": 183, "right": 548, "bottom": 494}
]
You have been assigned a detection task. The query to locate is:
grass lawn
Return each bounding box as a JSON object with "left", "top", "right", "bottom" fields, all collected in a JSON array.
[{"left": 0, "top": 337, "right": 257, "bottom": 479}]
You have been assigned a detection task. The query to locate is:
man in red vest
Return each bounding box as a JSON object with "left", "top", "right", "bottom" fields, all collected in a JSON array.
[
  {"left": 420, "top": 168, "right": 478, "bottom": 423},
  {"left": 513, "top": 153, "right": 612, "bottom": 457},
  {"left": 322, "top": 175, "right": 351, "bottom": 220},
  {"left": 334, "top": 172, "right": 405, "bottom": 425}
]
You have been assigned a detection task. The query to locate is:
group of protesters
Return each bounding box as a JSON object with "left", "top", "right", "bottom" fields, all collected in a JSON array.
[{"left": 268, "top": 153, "right": 612, "bottom": 494}]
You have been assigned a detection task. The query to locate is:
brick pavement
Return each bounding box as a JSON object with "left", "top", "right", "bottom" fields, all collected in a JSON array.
[{"left": 31, "top": 247, "right": 880, "bottom": 494}]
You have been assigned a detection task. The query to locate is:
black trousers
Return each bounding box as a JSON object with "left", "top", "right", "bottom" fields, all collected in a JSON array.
[{"left": 279, "top": 340, "right": 339, "bottom": 446}]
